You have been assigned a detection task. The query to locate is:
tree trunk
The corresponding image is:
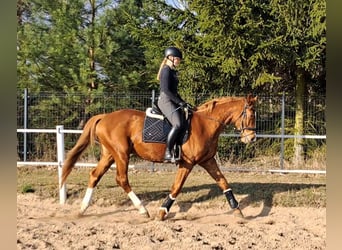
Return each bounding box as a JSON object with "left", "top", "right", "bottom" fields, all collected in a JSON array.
[
  {"left": 78, "top": 0, "right": 96, "bottom": 129},
  {"left": 89, "top": 0, "right": 96, "bottom": 90},
  {"left": 293, "top": 68, "right": 306, "bottom": 166}
]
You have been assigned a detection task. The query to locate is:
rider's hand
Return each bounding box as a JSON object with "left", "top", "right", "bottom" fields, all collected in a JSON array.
[
  {"left": 178, "top": 101, "right": 187, "bottom": 108},
  {"left": 187, "top": 103, "right": 197, "bottom": 111}
]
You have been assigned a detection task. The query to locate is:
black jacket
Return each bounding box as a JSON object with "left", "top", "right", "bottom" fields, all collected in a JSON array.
[{"left": 159, "top": 65, "right": 184, "bottom": 104}]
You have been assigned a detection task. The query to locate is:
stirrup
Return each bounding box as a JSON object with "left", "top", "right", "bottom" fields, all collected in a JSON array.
[
  {"left": 164, "top": 146, "right": 181, "bottom": 163},
  {"left": 164, "top": 153, "right": 179, "bottom": 164},
  {"left": 164, "top": 150, "right": 174, "bottom": 163},
  {"left": 164, "top": 145, "right": 181, "bottom": 163},
  {"left": 164, "top": 157, "right": 175, "bottom": 163},
  {"left": 173, "top": 145, "right": 181, "bottom": 161},
  {"left": 164, "top": 156, "right": 176, "bottom": 163}
]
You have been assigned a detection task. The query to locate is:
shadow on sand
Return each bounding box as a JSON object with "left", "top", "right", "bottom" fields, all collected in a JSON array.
[{"left": 138, "top": 182, "right": 325, "bottom": 219}]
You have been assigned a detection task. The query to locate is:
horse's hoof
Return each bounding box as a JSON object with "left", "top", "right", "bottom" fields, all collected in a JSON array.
[
  {"left": 233, "top": 208, "right": 244, "bottom": 218},
  {"left": 140, "top": 211, "right": 151, "bottom": 218},
  {"left": 137, "top": 206, "right": 150, "bottom": 218},
  {"left": 80, "top": 203, "right": 89, "bottom": 214},
  {"left": 77, "top": 211, "right": 85, "bottom": 218},
  {"left": 79, "top": 209, "right": 87, "bottom": 216},
  {"left": 156, "top": 209, "right": 167, "bottom": 221}
]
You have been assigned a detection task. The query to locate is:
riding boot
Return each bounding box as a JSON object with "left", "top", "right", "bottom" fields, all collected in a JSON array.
[
  {"left": 164, "top": 126, "right": 180, "bottom": 162},
  {"left": 164, "top": 148, "right": 173, "bottom": 162}
]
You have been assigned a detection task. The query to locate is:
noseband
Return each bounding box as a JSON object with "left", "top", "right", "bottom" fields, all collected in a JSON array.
[{"left": 235, "top": 102, "right": 256, "bottom": 134}]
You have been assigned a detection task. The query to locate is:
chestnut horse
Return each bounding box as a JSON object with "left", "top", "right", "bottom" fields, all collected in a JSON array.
[{"left": 61, "top": 94, "right": 257, "bottom": 220}]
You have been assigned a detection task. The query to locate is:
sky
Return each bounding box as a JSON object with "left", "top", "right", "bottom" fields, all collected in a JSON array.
[{"left": 165, "top": 0, "right": 187, "bottom": 10}]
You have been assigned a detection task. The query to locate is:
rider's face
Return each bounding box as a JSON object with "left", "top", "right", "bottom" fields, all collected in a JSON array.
[{"left": 172, "top": 57, "right": 181, "bottom": 67}]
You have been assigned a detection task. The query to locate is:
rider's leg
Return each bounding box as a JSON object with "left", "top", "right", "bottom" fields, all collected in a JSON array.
[
  {"left": 164, "top": 125, "right": 182, "bottom": 161},
  {"left": 158, "top": 98, "right": 184, "bottom": 162}
]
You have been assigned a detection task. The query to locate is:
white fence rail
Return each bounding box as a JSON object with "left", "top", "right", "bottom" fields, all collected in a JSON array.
[
  {"left": 17, "top": 126, "right": 326, "bottom": 204},
  {"left": 16, "top": 126, "right": 326, "bottom": 168}
]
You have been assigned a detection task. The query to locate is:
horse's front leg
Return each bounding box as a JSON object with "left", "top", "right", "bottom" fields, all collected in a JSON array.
[
  {"left": 157, "top": 162, "right": 193, "bottom": 221},
  {"left": 199, "top": 158, "right": 244, "bottom": 218}
]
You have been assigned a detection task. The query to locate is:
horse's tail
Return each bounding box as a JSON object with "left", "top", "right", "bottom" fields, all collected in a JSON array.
[{"left": 60, "top": 114, "right": 106, "bottom": 188}]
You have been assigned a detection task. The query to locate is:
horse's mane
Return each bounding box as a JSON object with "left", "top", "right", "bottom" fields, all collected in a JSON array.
[{"left": 196, "top": 96, "right": 243, "bottom": 113}]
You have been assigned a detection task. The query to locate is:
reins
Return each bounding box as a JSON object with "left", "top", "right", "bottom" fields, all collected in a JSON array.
[{"left": 195, "top": 112, "right": 226, "bottom": 127}]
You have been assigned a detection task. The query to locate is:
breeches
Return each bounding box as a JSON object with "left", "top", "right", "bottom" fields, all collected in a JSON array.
[{"left": 158, "top": 97, "right": 184, "bottom": 128}]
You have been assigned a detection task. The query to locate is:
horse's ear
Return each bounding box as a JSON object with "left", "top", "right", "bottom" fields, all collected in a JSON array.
[
  {"left": 209, "top": 100, "right": 217, "bottom": 112},
  {"left": 247, "top": 94, "right": 257, "bottom": 105}
]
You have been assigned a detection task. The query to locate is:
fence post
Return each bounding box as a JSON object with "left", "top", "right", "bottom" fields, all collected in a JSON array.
[
  {"left": 151, "top": 90, "right": 156, "bottom": 171},
  {"left": 23, "top": 88, "right": 28, "bottom": 161},
  {"left": 280, "top": 93, "right": 285, "bottom": 170},
  {"left": 56, "top": 125, "right": 67, "bottom": 204}
]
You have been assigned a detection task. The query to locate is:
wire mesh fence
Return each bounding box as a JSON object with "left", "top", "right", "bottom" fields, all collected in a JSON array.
[{"left": 17, "top": 89, "right": 326, "bottom": 171}]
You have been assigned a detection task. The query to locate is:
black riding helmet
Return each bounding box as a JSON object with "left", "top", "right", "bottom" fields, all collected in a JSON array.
[{"left": 164, "top": 46, "right": 183, "bottom": 59}]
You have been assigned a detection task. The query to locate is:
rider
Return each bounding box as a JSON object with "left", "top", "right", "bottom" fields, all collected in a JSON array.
[{"left": 157, "top": 46, "right": 188, "bottom": 163}]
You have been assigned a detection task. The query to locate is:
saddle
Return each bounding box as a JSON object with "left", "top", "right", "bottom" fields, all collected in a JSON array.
[{"left": 142, "top": 102, "right": 192, "bottom": 159}]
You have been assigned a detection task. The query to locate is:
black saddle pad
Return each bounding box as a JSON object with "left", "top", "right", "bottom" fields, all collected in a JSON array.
[
  {"left": 142, "top": 117, "right": 171, "bottom": 143},
  {"left": 142, "top": 116, "right": 190, "bottom": 144}
]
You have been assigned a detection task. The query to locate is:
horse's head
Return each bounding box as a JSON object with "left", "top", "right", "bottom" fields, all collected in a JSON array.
[
  {"left": 235, "top": 94, "right": 257, "bottom": 144},
  {"left": 196, "top": 94, "right": 257, "bottom": 143}
]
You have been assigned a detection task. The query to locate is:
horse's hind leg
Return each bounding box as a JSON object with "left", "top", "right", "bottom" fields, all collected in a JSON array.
[
  {"left": 79, "top": 147, "right": 114, "bottom": 215},
  {"left": 199, "top": 158, "right": 244, "bottom": 218}
]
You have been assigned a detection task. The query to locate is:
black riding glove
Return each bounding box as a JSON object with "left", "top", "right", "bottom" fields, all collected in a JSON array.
[{"left": 186, "top": 103, "right": 196, "bottom": 110}]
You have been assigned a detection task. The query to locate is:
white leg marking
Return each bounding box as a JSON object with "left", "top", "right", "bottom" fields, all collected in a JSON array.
[
  {"left": 80, "top": 188, "right": 93, "bottom": 213},
  {"left": 128, "top": 191, "right": 148, "bottom": 214},
  {"left": 223, "top": 188, "right": 232, "bottom": 194}
]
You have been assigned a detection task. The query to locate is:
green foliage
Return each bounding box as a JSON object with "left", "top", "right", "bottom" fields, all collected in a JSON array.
[
  {"left": 17, "top": 0, "right": 325, "bottom": 95},
  {"left": 17, "top": 0, "right": 148, "bottom": 94}
]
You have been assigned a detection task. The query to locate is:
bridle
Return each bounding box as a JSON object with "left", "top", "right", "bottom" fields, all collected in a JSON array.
[{"left": 235, "top": 102, "right": 256, "bottom": 135}]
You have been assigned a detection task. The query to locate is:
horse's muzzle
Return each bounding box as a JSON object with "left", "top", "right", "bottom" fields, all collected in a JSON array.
[{"left": 240, "top": 132, "right": 256, "bottom": 144}]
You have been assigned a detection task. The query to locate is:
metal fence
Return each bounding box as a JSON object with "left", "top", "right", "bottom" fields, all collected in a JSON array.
[{"left": 16, "top": 89, "right": 326, "bottom": 172}]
